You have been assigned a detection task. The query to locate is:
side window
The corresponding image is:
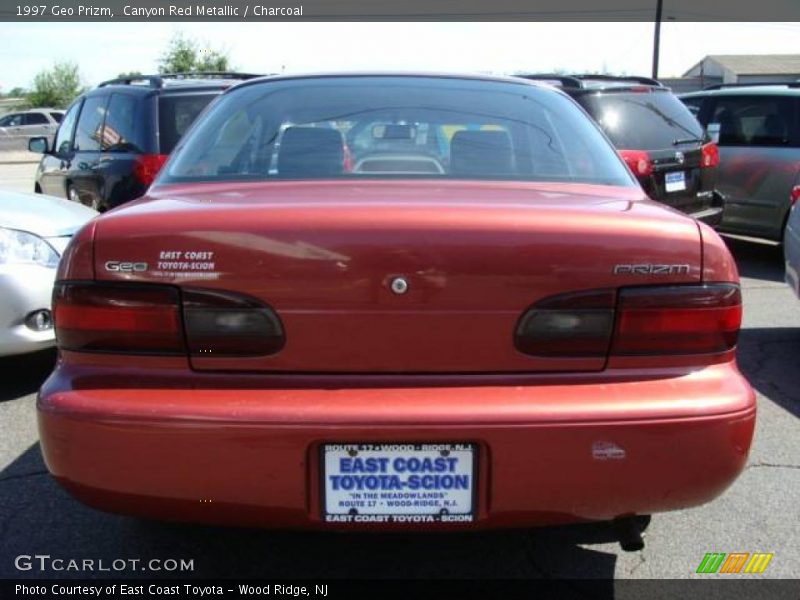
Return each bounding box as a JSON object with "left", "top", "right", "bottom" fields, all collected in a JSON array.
[
  {"left": 0, "top": 114, "right": 23, "bottom": 127},
  {"left": 50, "top": 112, "right": 64, "bottom": 124},
  {"left": 54, "top": 102, "right": 81, "bottom": 154},
  {"left": 73, "top": 95, "right": 108, "bottom": 152},
  {"left": 103, "top": 93, "right": 143, "bottom": 152},
  {"left": 24, "top": 113, "right": 49, "bottom": 125},
  {"left": 709, "top": 95, "right": 796, "bottom": 147}
]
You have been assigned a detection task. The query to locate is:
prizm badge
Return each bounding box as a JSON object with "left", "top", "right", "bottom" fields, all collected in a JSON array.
[
  {"left": 613, "top": 264, "right": 690, "bottom": 275},
  {"left": 105, "top": 261, "right": 148, "bottom": 273}
]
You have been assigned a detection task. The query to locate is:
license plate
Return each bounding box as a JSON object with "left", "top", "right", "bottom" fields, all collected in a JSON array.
[
  {"left": 665, "top": 170, "right": 687, "bottom": 192},
  {"left": 321, "top": 443, "right": 476, "bottom": 524}
]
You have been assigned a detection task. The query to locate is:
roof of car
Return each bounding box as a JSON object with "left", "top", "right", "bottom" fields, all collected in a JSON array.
[
  {"left": 229, "top": 71, "right": 555, "bottom": 92},
  {"left": 682, "top": 83, "right": 800, "bottom": 98}
]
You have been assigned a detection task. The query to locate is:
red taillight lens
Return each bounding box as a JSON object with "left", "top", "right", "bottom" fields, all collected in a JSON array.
[
  {"left": 701, "top": 142, "right": 720, "bottom": 168},
  {"left": 133, "top": 154, "right": 168, "bottom": 187},
  {"left": 790, "top": 185, "right": 800, "bottom": 206},
  {"left": 516, "top": 284, "right": 741, "bottom": 359},
  {"left": 515, "top": 290, "right": 615, "bottom": 357},
  {"left": 611, "top": 284, "right": 741, "bottom": 355},
  {"left": 183, "top": 289, "right": 284, "bottom": 356},
  {"left": 618, "top": 150, "right": 653, "bottom": 177},
  {"left": 53, "top": 283, "right": 183, "bottom": 354},
  {"left": 53, "top": 283, "right": 285, "bottom": 357}
]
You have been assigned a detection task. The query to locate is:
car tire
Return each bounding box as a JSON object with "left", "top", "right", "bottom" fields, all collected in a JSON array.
[
  {"left": 68, "top": 185, "right": 102, "bottom": 211},
  {"left": 67, "top": 184, "right": 81, "bottom": 204}
]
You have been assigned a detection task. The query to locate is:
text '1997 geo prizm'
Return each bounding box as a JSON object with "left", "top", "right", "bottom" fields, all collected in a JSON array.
[{"left": 38, "top": 74, "right": 755, "bottom": 531}]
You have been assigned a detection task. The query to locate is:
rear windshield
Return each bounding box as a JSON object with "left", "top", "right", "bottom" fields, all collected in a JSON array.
[
  {"left": 578, "top": 90, "right": 705, "bottom": 151},
  {"left": 160, "top": 77, "right": 634, "bottom": 187},
  {"left": 158, "top": 93, "right": 218, "bottom": 153}
]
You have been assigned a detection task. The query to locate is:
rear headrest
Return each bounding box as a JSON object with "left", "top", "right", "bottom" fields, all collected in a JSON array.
[
  {"left": 450, "top": 130, "right": 514, "bottom": 176},
  {"left": 278, "top": 127, "right": 344, "bottom": 176}
]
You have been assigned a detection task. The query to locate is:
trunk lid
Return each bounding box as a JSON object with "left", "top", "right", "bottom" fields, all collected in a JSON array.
[{"left": 93, "top": 180, "right": 701, "bottom": 373}]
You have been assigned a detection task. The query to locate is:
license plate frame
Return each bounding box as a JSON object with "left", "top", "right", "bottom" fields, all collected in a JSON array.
[
  {"left": 665, "top": 170, "right": 687, "bottom": 193},
  {"left": 320, "top": 442, "right": 477, "bottom": 524}
]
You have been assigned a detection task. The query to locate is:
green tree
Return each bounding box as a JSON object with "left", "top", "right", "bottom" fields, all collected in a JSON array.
[
  {"left": 26, "top": 62, "right": 85, "bottom": 108},
  {"left": 117, "top": 70, "right": 143, "bottom": 79},
  {"left": 158, "top": 33, "right": 232, "bottom": 74}
]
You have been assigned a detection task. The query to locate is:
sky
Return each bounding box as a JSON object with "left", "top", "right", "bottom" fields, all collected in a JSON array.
[{"left": 0, "top": 21, "right": 798, "bottom": 92}]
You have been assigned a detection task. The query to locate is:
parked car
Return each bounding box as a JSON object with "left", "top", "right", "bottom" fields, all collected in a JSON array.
[
  {"left": 0, "top": 191, "right": 96, "bottom": 357},
  {"left": 784, "top": 198, "right": 800, "bottom": 297},
  {"left": 39, "top": 73, "right": 753, "bottom": 534},
  {"left": 519, "top": 74, "right": 723, "bottom": 225},
  {"left": 0, "top": 109, "right": 64, "bottom": 148},
  {"left": 27, "top": 72, "right": 261, "bottom": 212},
  {"left": 680, "top": 83, "right": 800, "bottom": 242}
]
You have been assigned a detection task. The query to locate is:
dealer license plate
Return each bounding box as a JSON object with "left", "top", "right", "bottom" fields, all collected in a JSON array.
[
  {"left": 322, "top": 443, "right": 476, "bottom": 524},
  {"left": 665, "top": 170, "right": 687, "bottom": 192}
]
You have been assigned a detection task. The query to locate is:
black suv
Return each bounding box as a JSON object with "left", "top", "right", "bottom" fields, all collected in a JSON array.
[
  {"left": 29, "top": 72, "right": 261, "bottom": 211},
  {"left": 519, "top": 74, "right": 723, "bottom": 225}
]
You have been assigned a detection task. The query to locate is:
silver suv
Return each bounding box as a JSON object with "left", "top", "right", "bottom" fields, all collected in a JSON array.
[
  {"left": 0, "top": 108, "right": 64, "bottom": 150},
  {"left": 680, "top": 83, "right": 800, "bottom": 242}
]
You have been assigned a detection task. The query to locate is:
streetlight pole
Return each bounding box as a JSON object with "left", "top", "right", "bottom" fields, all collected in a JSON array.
[{"left": 652, "top": 0, "right": 663, "bottom": 79}]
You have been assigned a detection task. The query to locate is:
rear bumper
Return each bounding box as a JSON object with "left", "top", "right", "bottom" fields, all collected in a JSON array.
[{"left": 38, "top": 361, "right": 755, "bottom": 530}]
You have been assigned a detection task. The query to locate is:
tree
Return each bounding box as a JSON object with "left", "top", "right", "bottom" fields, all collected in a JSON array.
[
  {"left": 117, "top": 71, "right": 143, "bottom": 79},
  {"left": 26, "top": 62, "right": 85, "bottom": 108},
  {"left": 158, "top": 33, "right": 232, "bottom": 74}
]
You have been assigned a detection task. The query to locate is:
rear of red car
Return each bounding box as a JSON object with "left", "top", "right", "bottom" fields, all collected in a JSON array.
[{"left": 38, "top": 75, "right": 754, "bottom": 530}]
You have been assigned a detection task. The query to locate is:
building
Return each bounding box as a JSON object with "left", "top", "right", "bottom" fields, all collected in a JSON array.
[{"left": 683, "top": 54, "right": 800, "bottom": 86}]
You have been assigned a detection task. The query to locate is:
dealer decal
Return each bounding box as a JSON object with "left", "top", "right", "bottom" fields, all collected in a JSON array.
[{"left": 323, "top": 443, "right": 475, "bottom": 523}]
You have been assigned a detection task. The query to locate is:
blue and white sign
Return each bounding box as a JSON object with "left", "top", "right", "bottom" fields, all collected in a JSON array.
[{"left": 322, "top": 443, "right": 475, "bottom": 523}]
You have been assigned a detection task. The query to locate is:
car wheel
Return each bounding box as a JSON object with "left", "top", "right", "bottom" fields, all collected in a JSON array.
[{"left": 67, "top": 185, "right": 81, "bottom": 204}]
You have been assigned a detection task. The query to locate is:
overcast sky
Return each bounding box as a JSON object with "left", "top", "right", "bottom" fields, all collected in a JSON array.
[{"left": 1, "top": 21, "right": 798, "bottom": 91}]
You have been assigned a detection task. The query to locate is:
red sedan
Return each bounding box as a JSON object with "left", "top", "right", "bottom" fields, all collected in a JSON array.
[{"left": 39, "top": 74, "right": 754, "bottom": 532}]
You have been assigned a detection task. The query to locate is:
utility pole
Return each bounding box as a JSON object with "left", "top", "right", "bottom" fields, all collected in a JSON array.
[{"left": 652, "top": 0, "right": 663, "bottom": 79}]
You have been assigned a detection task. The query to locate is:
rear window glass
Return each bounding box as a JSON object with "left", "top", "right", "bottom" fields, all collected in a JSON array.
[
  {"left": 158, "top": 93, "right": 217, "bottom": 153},
  {"left": 578, "top": 91, "right": 705, "bottom": 151},
  {"left": 706, "top": 95, "right": 798, "bottom": 147},
  {"left": 162, "top": 77, "right": 634, "bottom": 187},
  {"left": 103, "top": 93, "right": 145, "bottom": 152}
]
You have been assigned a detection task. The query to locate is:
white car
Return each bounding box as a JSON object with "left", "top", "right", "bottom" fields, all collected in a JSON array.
[
  {"left": 0, "top": 191, "right": 96, "bottom": 356},
  {"left": 0, "top": 109, "right": 63, "bottom": 139}
]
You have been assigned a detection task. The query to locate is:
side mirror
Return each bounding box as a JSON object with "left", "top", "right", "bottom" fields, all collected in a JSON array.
[{"left": 28, "top": 136, "right": 49, "bottom": 154}]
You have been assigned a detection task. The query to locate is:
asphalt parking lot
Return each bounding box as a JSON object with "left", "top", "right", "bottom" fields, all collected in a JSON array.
[{"left": 0, "top": 162, "right": 798, "bottom": 581}]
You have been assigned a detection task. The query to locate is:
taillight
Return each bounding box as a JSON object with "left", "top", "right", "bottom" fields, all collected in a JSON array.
[
  {"left": 701, "top": 142, "right": 720, "bottom": 168},
  {"left": 612, "top": 284, "right": 741, "bottom": 355},
  {"left": 53, "top": 283, "right": 183, "bottom": 354},
  {"left": 618, "top": 150, "right": 653, "bottom": 177},
  {"left": 790, "top": 185, "right": 800, "bottom": 206},
  {"left": 53, "top": 283, "right": 285, "bottom": 357},
  {"left": 133, "top": 154, "right": 168, "bottom": 187},
  {"left": 515, "top": 290, "right": 615, "bottom": 357},
  {"left": 515, "top": 284, "right": 741, "bottom": 359},
  {"left": 183, "top": 289, "right": 284, "bottom": 356}
]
